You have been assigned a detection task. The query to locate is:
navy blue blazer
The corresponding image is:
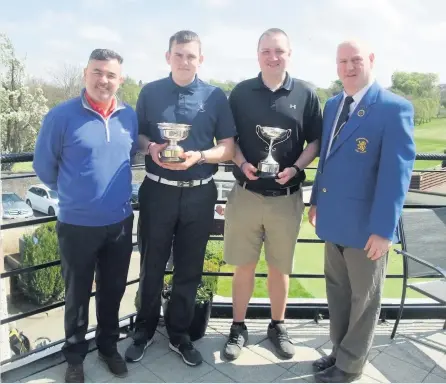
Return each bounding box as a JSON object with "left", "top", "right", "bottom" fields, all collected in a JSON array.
[{"left": 310, "top": 81, "right": 416, "bottom": 249}]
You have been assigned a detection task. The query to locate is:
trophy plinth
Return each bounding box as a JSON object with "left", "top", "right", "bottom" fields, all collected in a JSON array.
[
  {"left": 157, "top": 123, "right": 191, "bottom": 163},
  {"left": 256, "top": 125, "right": 291, "bottom": 178}
]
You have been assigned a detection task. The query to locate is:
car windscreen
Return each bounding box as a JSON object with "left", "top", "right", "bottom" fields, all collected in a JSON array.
[{"left": 2, "top": 193, "right": 22, "bottom": 203}]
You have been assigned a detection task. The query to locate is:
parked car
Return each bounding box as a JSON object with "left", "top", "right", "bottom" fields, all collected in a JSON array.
[
  {"left": 2, "top": 192, "right": 34, "bottom": 220},
  {"left": 25, "top": 184, "right": 59, "bottom": 216}
]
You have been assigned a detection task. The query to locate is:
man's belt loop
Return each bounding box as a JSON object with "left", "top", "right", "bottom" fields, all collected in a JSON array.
[
  {"left": 287, "top": 187, "right": 290, "bottom": 196},
  {"left": 242, "top": 182, "right": 247, "bottom": 189}
]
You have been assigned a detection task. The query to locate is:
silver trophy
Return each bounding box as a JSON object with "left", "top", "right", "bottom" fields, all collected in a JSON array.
[
  {"left": 157, "top": 123, "right": 192, "bottom": 163},
  {"left": 256, "top": 125, "right": 291, "bottom": 178}
]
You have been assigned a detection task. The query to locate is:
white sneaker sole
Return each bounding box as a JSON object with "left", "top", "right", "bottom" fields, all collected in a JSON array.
[
  {"left": 168, "top": 342, "right": 201, "bottom": 366},
  {"left": 127, "top": 338, "right": 154, "bottom": 362}
]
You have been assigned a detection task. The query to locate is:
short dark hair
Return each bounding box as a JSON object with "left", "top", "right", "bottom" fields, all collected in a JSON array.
[
  {"left": 168, "top": 30, "right": 201, "bottom": 52},
  {"left": 257, "top": 28, "right": 290, "bottom": 50},
  {"left": 88, "top": 49, "right": 123, "bottom": 64}
]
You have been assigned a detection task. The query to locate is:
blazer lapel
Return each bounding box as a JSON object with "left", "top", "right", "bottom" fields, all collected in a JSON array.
[
  {"left": 320, "top": 94, "right": 343, "bottom": 164},
  {"left": 327, "top": 81, "right": 381, "bottom": 159}
]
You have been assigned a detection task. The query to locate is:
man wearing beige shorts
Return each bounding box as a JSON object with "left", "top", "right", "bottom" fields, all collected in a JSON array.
[{"left": 222, "top": 28, "right": 322, "bottom": 361}]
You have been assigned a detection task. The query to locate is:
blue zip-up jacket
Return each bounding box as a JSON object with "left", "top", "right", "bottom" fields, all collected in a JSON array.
[{"left": 33, "top": 90, "right": 138, "bottom": 226}]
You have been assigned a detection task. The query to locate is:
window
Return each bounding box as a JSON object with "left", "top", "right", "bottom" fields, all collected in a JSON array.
[
  {"left": 2, "top": 193, "right": 22, "bottom": 203},
  {"left": 48, "top": 190, "right": 58, "bottom": 199}
]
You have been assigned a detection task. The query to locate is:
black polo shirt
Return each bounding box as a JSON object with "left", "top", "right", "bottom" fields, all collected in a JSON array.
[
  {"left": 229, "top": 72, "right": 322, "bottom": 191},
  {"left": 137, "top": 74, "right": 237, "bottom": 181}
]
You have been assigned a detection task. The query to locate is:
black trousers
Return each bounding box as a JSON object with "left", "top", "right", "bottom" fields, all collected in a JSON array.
[
  {"left": 57, "top": 214, "right": 133, "bottom": 364},
  {"left": 134, "top": 177, "right": 217, "bottom": 345}
]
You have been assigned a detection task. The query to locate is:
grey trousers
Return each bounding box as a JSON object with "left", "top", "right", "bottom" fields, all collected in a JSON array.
[{"left": 324, "top": 242, "right": 388, "bottom": 374}]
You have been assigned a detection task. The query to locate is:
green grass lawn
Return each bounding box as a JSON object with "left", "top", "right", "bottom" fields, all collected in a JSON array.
[
  {"left": 412, "top": 118, "right": 446, "bottom": 169},
  {"left": 11, "top": 162, "right": 34, "bottom": 172}
]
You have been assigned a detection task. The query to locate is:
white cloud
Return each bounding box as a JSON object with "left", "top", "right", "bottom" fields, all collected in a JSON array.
[
  {"left": 37, "top": 10, "right": 76, "bottom": 30},
  {"left": 78, "top": 26, "right": 122, "bottom": 44},
  {"left": 194, "top": 0, "right": 233, "bottom": 8}
]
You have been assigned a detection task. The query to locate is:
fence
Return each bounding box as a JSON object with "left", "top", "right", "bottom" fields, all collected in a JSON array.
[{"left": 1, "top": 151, "right": 446, "bottom": 368}]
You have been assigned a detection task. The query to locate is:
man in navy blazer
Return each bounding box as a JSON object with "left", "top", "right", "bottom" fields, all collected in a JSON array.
[{"left": 309, "top": 40, "right": 416, "bottom": 383}]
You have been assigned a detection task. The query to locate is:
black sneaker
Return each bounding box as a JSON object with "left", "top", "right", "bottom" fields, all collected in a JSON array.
[
  {"left": 267, "top": 323, "right": 295, "bottom": 359},
  {"left": 99, "top": 351, "right": 128, "bottom": 377},
  {"left": 223, "top": 324, "right": 249, "bottom": 361},
  {"left": 65, "top": 363, "right": 84, "bottom": 383},
  {"left": 125, "top": 338, "right": 153, "bottom": 362},
  {"left": 169, "top": 341, "right": 203, "bottom": 366}
]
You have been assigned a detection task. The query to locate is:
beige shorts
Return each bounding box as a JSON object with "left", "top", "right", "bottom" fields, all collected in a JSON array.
[{"left": 223, "top": 183, "right": 305, "bottom": 274}]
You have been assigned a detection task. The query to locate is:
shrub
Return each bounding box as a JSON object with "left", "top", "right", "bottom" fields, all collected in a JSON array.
[
  {"left": 135, "top": 241, "right": 224, "bottom": 310},
  {"left": 204, "top": 240, "right": 224, "bottom": 267},
  {"left": 196, "top": 258, "right": 220, "bottom": 304},
  {"left": 18, "top": 222, "right": 64, "bottom": 305}
]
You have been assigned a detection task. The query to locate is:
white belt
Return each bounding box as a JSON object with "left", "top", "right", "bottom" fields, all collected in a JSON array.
[{"left": 146, "top": 172, "right": 213, "bottom": 188}]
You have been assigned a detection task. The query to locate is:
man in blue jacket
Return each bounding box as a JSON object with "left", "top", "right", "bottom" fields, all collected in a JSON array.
[
  {"left": 33, "top": 49, "right": 138, "bottom": 383},
  {"left": 309, "top": 40, "right": 416, "bottom": 383}
]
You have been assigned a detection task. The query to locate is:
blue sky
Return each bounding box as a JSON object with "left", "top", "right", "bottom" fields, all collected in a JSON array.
[{"left": 2, "top": 0, "right": 446, "bottom": 88}]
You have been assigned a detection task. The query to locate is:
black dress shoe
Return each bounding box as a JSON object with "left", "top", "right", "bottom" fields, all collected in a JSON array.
[
  {"left": 312, "top": 355, "right": 336, "bottom": 371},
  {"left": 315, "top": 365, "right": 362, "bottom": 383}
]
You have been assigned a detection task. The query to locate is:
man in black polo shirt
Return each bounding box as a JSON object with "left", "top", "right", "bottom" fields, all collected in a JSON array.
[
  {"left": 125, "top": 30, "right": 236, "bottom": 366},
  {"left": 222, "top": 28, "right": 322, "bottom": 361}
]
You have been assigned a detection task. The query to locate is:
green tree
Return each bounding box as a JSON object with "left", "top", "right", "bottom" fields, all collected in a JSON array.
[
  {"left": 391, "top": 71, "right": 441, "bottom": 124},
  {"left": 315, "top": 87, "right": 331, "bottom": 106},
  {"left": 118, "top": 76, "right": 141, "bottom": 109},
  {"left": 0, "top": 34, "right": 48, "bottom": 170},
  {"left": 208, "top": 79, "right": 237, "bottom": 95},
  {"left": 440, "top": 84, "right": 446, "bottom": 108},
  {"left": 328, "top": 79, "right": 343, "bottom": 96}
]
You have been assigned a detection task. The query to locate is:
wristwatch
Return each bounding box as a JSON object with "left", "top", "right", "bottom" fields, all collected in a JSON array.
[
  {"left": 292, "top": 164, "right": 301, "bottom": 174},
  {"left": 197, "top": 151, "right": 206, "bottom": 165}
]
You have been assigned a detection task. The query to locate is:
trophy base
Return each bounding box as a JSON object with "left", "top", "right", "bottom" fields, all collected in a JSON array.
[
  {"left": 256, "top": 171, "right": 278, "bottom": 179},
  {"left": 160, "top": 148, "right": 185, "bottom": 163},
  {"left": 257, "top": 162, "right": 279, "bottom": 178},
  {"left": 160, "top": 156, "right": 185, "bottom": 163}
]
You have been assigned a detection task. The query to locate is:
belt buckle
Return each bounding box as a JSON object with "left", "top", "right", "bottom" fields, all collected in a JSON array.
[{"left": 178, "top": 180, "right": 193, "bottom": 188}]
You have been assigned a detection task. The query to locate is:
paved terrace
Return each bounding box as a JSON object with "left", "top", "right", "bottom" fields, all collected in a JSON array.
[{"left": 2, "top": 318, "right": 445, "bottom": 383}]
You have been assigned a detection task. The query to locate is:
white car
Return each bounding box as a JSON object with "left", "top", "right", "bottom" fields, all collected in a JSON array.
[{"left": 25, "top": 184, "right": 59, "bottom": 216}]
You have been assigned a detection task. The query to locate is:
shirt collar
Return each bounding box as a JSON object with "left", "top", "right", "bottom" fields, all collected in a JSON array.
[
  {"left": 343, "top": 78, "right": 375, "bottom": 105},
  {"left": 167, "top": 72, "right": 199, "bottom": 94},
  {"left": 84, "top": 90, "right": 117, "bottom": 118},
  {"left": 81, "top": 88, "right": 124, "bottom": 115},
  {"left": 253, "top": 72, "right": 293, "bottom": 91}
]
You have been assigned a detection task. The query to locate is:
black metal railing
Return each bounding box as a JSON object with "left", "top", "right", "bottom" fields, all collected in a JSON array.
[{"left": 1, "top": 151, "right": 446, "bottom": 366}]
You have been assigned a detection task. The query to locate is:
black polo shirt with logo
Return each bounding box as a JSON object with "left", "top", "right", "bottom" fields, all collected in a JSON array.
[
  {"left": 229, "top": 72, "right": 322, "bottom": 191},
  {"left": 137, "top": 74, "right": 236, "bottom": 181}
]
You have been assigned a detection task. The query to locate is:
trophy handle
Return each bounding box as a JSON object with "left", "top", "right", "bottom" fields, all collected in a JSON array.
[
  {"left": 256, "top": 125, "right": 271, "bottom": 150},
  {"left": 271, "top": 129, "right": 292, "bottom": 150}
]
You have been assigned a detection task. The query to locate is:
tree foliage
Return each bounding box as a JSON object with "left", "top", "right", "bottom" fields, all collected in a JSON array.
[
  {"left": 208, "top": 79, "right": 237, "bottom": 95},
  {"left": 391, "top": 71, "right": 441, "bottom": 124},
  {"left": 118, "top": 76, "right": 141, "bottom": 109},
  {"left": 0, "top": 34, "right": 48, "bottom": 170}
]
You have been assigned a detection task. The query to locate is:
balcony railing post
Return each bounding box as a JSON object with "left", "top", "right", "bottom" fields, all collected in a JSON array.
[{"left": 1, "top": 254, "right": 11, "bottom": 361}]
